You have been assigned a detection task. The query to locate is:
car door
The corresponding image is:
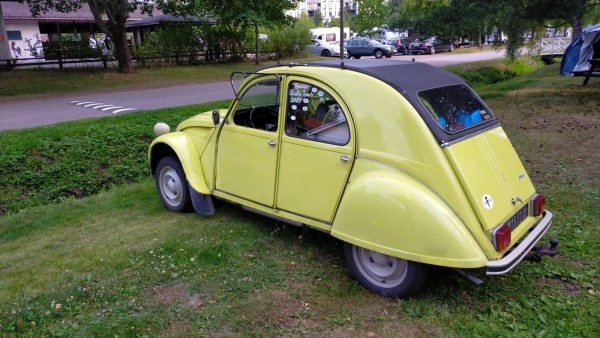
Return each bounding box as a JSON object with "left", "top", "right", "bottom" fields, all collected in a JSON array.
[
  {"left": 215, "top": 75, "right": 280, "bottom": 207},
  {"left": 276, "top": 79, "right": 355, "bottom": 223}
]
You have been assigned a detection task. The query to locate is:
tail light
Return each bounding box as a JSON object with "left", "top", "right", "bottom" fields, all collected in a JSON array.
[
  {"left": 492, "top": 224, "right": 511, "bottom": 251},
  {"left": 531, "top": 194, "right": 546, "bottom": 216}
]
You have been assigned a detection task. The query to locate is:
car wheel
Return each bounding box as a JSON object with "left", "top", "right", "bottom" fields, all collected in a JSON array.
[
  {"left": 374, "top": 49, "right": 383, "bottom": 59},
  {"left": 430, "top": 46, "right": 436, "bottom": 55},
  {"left": 321, "top": 49, "right": 331, "bottom": 57},
  {"left": 155, "top": 156, "right": 192, "bottom": 212},
  {"left": 411, "top": 52, "right": 418, "bottom": 55},
  {"left": 402, "top": 47, "right": 408, "bottom": 55},
  {"left": 384, "top": 54, "right": 392, "bottom": 58},
  {"left": 343, "top": 242, "right": 427, "bottom": 298},
  {"left": 449, "top": 44, "right": 454, "bottom": 52},
  {"left": 354, "top": 55, "right": 361, "bottom": 59}
]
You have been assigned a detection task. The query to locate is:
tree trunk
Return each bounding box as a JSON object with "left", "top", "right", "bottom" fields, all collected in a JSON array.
[
  {"left": 254, "top": 23, "right": 260, "bottom": 65},
  {"left": 572, "top": 15, "right": 583, "bottom": 41},
  {"left": 112, "top": 27, "right": 133, "bottom": 73},
  {"left": 88, "top": 0, "right": 134, "bottom": 74}
]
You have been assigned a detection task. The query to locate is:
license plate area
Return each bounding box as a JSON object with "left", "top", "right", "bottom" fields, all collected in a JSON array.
[{"left": 506, "top": 203, "right": 529, "bottom": 231}]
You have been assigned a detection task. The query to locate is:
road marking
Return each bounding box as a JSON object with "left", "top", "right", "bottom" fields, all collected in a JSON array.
[{"left": 70, "top": 100, "right": 137, "bottom": 114}]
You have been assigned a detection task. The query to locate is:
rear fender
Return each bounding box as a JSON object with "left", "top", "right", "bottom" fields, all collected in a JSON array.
[
  {"left": 149, "top": 132, "right": 209, "bottom": 195},
  {"left": 331, "top": 166, "right": 487, "bottom": 268}
]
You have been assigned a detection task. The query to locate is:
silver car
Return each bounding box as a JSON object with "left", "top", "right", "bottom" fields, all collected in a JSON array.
[{"left": 308, "top": 39, "right": 345, "bottom": 57}]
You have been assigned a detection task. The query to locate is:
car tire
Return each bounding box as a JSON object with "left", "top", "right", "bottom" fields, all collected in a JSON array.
[
  {"left": 155, "top": 156, "right": 192, "bottom": 212},
  {"left": 384, "top": 54, "right": 392, "bottom": 58},
  {"left": 430, "top": 46, "right": 436, "bottom": 55},
  {"left": 321, "top": 49, "right": 331, "bottom": 57},
  {"left": 374, "top": 49, "right": 383, "bottom": 59},
  {"left": 354, "top": 55, "right": 361, "bottom": 59},
  {"left": 411, "top": 52, "right": 418, "bottom": 55},
  {"left": 449, "top": 44, "right": 454, "bottom": 52},
  {"left": 343, "top": 242, "right": 428, "bottom": 298},
  {"left": 402, "top": 47, "right": 408, "bottom": 55}
]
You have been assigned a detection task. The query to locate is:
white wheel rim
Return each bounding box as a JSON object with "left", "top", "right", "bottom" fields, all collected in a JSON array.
[
  {"left": 158, "top": 166, "right": 184, "bottom": 207},
  {"left": 352, "top": 246, "right": 408, "bottom": 288}
]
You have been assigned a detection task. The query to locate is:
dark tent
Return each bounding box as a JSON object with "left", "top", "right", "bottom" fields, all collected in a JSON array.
[{"left": 560, "top": 23, "right": 600, "bottom": 75}]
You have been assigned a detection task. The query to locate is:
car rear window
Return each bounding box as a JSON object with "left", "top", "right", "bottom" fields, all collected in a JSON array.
[{"left": 418, "top": 85, "right": 493, "bottom": 133}]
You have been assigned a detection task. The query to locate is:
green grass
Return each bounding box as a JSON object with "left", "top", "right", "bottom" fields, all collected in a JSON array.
[{"left": 1, "top": 62, "right": 599, "bottom": 336}]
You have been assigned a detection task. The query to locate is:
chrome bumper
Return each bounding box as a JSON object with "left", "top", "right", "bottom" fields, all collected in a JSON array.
[{"left": 486, "top": 210, "right": 554, "bottom": 275}]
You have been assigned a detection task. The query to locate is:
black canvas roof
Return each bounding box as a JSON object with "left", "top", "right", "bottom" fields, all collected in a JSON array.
[{"left": 307, "top": 59, "right": 467, "bottom": 96}]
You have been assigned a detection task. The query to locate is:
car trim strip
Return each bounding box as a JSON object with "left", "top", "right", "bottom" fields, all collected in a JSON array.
[{"left": 486, "top": 210, "right": 553, "bottom": 275}]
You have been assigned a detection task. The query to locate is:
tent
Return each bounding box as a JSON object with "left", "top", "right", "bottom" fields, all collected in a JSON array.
[{"left": 560, "top": 23, "right": 600, "bottom": 75}]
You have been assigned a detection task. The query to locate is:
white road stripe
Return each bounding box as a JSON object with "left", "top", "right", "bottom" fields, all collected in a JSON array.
[
  {"left": 70, "top": 100, "right": 137, "bottom": 114},
  {"left": 101, "top": 106, "right": 124, "bottom": 111},
  {"left": 112, "top": 108, "right": 136, "bottom": 114},
  {"left": 91, "top": 104, "right": 114, "bottom": 110}
]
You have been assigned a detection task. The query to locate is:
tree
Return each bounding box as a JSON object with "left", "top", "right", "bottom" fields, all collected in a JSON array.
[
  {"left": 23, "top": 0, "right": 151, "bottom": 73},
  {"left": 165, "top": 0, "right": 299, "bottom": 65},
  {"left": 399, "top": 0, "right": 600, "bottom": 58},
  {"left": 353, "top": 0, "right": 390, "bottom": 37}
]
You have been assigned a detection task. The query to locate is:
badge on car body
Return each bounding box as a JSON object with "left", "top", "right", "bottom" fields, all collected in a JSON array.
[{"left": 482, "top": 194, "right": 494, "bottom": 209}]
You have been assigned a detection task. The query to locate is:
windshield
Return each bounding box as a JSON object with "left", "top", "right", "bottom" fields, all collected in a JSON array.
[{"left": 418, "top": 85, "right": 493, "bottom": 133}]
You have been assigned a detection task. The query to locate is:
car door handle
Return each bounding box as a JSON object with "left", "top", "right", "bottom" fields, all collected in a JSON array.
[
  {"left": 341, "top": 154, "right": 350, "bottom": 162},
  {"left": 268, "top": 140, "right": 276, "bottom": 147}
]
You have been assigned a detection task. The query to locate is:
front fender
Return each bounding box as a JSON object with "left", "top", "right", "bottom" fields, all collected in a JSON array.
[
  {"left": 148, "top": 132, "right": 210, "bottom": 195},
  {"left": 331, "top": 163, "right": 487, "bottom": 268}
]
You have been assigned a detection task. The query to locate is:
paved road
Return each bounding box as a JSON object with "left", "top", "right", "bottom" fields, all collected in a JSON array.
[{"left": 0, "top": 49, "right": 505, "bottom": 131}]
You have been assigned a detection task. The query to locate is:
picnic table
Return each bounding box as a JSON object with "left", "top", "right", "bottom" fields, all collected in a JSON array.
[{"left": 583, "top": 58, "right": 600, "bottom": 85}]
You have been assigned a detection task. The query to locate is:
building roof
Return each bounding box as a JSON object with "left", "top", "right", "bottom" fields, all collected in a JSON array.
[
  {"left": 125, "top": 14, "right": 217, "bottom": 28},
  {"left": 1, "top": 1, "right": 161, "bottom": 22}
]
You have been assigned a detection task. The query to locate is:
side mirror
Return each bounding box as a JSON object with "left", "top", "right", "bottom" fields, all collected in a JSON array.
[{"left": 212, "top": 109, "right": 220, "bottom": 126}]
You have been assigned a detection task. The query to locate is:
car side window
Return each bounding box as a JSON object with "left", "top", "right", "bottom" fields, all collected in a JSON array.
[
  {"left": 232, "top": 76, "right": 279, "bottom": 132},
  {"left": 285, "top": 81, "right": 350, "bottom": 145}
]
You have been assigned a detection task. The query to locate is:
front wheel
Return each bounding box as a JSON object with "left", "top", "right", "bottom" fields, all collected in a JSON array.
[
  {"left": 321, "top": 49, "right": 331, "bottom": 57},
  {"left": 344, "top": 243, "right": 427, "bottom": 298},
  {"left": 430, "top": 46, "right": 436, "bottom": 55},
  {"left": 155, "top": 156, "right": 192, "bottom": 212},
  {"left": 374, "top": 49, "right": 383, "bottom": 59}
]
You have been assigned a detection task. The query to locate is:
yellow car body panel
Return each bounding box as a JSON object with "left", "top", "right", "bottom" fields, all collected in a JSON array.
[
  {"left": 149, "top": 131, "right": 211, "bottom": 195},
  {"left": 443, "top": 126, "right": 536, "bottom": 232},
  {"left": 331, "top": 159, "right": 487, "bottom": 268}
]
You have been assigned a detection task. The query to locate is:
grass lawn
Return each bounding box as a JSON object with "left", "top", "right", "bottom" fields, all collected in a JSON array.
[{"left": 0, "top": 62, "right": 599, "bottom": 336}]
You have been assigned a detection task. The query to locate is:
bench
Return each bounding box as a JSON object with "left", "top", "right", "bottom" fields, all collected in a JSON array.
[{"left": 582, "top": 58, "right": 600, "bottom": 85}]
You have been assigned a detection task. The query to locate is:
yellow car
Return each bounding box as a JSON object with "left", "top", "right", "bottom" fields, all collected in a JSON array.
[{"left": 148, "top": 60, "right": 558, "bottom": 298}]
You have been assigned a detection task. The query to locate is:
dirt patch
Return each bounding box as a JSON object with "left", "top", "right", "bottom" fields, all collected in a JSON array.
[
  {"left": 537, "top": 277, "right": 581, "bottom": 295},
  {"left": 151, "top": 283, "right": 205, "bottom": 309}
]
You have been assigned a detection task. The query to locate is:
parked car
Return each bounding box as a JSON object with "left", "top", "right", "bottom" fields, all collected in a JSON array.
[
  {"left": 344, "top": 39, "right": 394, "bottom": 59},
  {"left": 149, "top": 59, "right": 558, "bottom": 298},
  {"left": 384, "top": 37, "right": 411, "bottom": 55},
  {"left": 308, "top": 39, "right": 345, "bottom": 57},
  {"left": 409, "top": 36, "right": 455, "bottom": 55}
]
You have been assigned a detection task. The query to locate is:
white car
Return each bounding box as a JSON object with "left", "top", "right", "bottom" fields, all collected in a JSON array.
[{"left": 308, "top": 39, "right": 346, "bottom": 57}]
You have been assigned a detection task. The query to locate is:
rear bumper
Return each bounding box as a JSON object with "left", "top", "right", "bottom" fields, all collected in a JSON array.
[{"left": 486, "top": 210, "right": 554, "bottom": 275}]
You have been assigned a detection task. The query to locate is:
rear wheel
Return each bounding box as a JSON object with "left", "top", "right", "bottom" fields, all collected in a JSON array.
[
  {"left": 374, "top": 49, "right": 384, "bottom": 59},
  {"left": 344, "top": 243, "right": 427, "bottom": 298},
  {"left": 449, "top": 44, "right": 455, "bottom": 52},
  {"left": 430, "top": 46, "right": 436, "bottom": 55},
  {"left": 155, "top": 156, "right": 192, "bottom": 212},
  {"left": 321, "top": 49, "right": 331, "bottom": 57}
]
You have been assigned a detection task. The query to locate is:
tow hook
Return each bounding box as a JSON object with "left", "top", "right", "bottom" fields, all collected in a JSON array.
[{"left": 526, "top": 238, "right": 559, "bottom": 262}]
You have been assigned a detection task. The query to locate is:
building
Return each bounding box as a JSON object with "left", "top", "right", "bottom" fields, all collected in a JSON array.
[
  {"left": 0, "top": 1, "right": 158, "bottom": 62},
  {"left": 288, "top": 0, "right": 358, "bottom": 24}
]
